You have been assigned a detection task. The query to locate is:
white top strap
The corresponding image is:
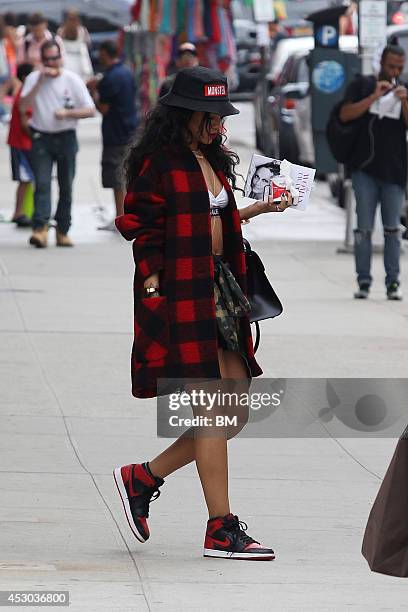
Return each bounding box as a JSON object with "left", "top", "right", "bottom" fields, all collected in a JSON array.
[{"left": 208, "top": 186, "right": 228, "bottom": 208}]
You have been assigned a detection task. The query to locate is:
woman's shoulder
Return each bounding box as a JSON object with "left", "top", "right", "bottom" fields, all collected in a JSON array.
[{"left": 134, "top": 148, "right": 177, "bottom": 182}]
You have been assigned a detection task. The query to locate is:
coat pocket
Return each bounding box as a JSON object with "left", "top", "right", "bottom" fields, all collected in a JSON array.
[{"left": 134, "top": 296, "right": 170, "bottom": 362}]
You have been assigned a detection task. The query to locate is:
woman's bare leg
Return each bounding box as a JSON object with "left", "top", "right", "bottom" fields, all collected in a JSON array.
[
  {"left": 148, "top": 348, "right": 227, "bottom": 478},
  {"left": 148, "top": 348, "right": 249, "bottom": 518},
  {"left": 147, "top": 430, "right": 195, "bottom": 478},
  {"left": 149, "top": 350, "right": 249, "bottom": 478}
]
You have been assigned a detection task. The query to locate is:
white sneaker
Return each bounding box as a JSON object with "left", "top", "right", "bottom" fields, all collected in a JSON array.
[
  {"left": 387, "top": 282, "right": 403, "bottom": 300},
  {"left": 354, "top": 284, "right": 370, "bottom": 299}
]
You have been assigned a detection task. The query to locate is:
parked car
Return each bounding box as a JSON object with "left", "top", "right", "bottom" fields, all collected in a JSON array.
[
  {"left": 254, "top": 36, "right": 308, "bottom": 152},
  {"left": 230, "top": 0, "right": 327, "bottom": 94},
  {"left": 254, "top": 35, "right": 358, "bottom": 161},
  {"left": 388, "top": 1, "right": 408, "bottom": 25},
  {"left": 386, "top": 25, "right": 408, "bottom": 80}
]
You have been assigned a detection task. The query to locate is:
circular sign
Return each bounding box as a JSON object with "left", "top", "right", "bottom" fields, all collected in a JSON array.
[
  {"left": 316, "top": 25, "right": 339, "bottom": 48},
  {"left": 312, "top": 61, "right": 345, "bottom": 94}
]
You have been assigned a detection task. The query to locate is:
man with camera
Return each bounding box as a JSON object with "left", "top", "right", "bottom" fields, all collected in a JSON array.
[
  {"left": 340, "top": 44, "right": 408, "bottom": 300},
  {"left": 20, "top": 39, "right": 95, "bottom": 248}
]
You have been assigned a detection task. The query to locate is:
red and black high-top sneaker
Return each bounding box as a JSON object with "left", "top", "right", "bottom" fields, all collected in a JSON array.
[
  {"left": 113, "top": 463, "right": 164, "bottom": 543},
  {"left": 204, "top": 513, "right": 275, "bottom": 560}
]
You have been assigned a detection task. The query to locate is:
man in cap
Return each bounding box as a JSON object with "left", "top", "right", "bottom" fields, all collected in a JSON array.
[{"left": 158, "top": 42, "right": 199, "bottom": 98}]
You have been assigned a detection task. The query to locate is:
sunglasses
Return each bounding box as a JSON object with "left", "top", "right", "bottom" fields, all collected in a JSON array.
[{"left": 43, "top": 55, "right": 61, "bottom": 61}]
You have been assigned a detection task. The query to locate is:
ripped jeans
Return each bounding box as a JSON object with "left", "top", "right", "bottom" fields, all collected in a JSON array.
[{"left": 351, "top": 171, "right": 404, "bottom": 288}]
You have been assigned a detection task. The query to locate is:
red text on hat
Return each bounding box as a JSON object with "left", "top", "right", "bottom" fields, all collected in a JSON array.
[{"left": 204, "top": 84, "right": 226, "bottom": 97}]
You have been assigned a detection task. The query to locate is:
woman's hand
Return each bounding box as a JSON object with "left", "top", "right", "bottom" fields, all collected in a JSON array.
[
  {"left": 257, "top": 190, "right": 293, "bottom": 214},
  {"left": 143, "top": 272, "right": 160, "bottom": 297}
]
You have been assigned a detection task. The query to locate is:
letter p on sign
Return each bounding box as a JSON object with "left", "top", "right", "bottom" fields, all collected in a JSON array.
[{"left": 321, "top": 25, "right": 337, "bottom": 47}]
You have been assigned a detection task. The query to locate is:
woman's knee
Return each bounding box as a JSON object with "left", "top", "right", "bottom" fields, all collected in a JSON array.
[{"left": 225, "top": 406, "right": 250, "bottom": 439}]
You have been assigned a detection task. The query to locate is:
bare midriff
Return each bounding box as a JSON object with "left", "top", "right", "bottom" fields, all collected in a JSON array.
[
  {"left": 194, "top": 153, "right": 224, "bottom": 256},
  {"left": 210, "top": 215, "right": 223, "bottom": 256}
]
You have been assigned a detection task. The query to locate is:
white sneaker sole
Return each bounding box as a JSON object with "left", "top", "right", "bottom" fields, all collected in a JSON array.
[
  {"left": 113, "top": 467, "right": 147, "bottom": 543},
  {"left": 203, "top": 548, "right": 275, "bottom": 561}
]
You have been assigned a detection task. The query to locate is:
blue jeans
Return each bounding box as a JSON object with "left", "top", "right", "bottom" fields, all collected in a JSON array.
[
  {"left": 30, "top": 130, "right": 78, "bottom": 234},
  {"left": 351, "top": 170, "right": 404, "bottom": 288}
]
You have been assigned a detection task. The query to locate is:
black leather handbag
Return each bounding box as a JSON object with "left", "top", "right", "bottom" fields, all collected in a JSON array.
[{"left": 243, "top": 238, "right": 283, "bottom": 353}]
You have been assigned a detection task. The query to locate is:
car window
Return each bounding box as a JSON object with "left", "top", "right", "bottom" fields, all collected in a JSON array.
[
  {"left": 296, "top": 57, "right": 310, "bottom": 83},
  {"left": 269, "top": 37, "right": 314, "bottom": 80},
  {"left": 285, "top": 0, "right": 333, "bottom": 21},
  {"left": 278, "top": 56, "right": 295, "bottom": 85},
  {"left": 395, "top": 33, "right": 408, "bottom": 59}
]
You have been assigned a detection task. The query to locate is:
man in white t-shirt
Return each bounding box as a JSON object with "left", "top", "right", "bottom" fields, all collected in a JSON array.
[{"left": 20, "top": 39, "right": 95, "bottom": 248}]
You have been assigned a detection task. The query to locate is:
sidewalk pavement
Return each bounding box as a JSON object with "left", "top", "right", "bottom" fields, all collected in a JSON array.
[{"left": 0, "top": 111, "right": 407, "bottom": 611}]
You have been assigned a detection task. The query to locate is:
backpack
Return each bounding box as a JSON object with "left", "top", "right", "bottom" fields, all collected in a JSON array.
[{"left": 326, "top": 75, "right": 376, "bottom": 164}]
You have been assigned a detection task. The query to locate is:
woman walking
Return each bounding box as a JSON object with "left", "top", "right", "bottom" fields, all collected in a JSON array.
[
  {"left": 57, "top": 9, "right": 93, "bottom": 81},
  {"left": 114, "top": 66, "right": 292, "bottom": 560}
]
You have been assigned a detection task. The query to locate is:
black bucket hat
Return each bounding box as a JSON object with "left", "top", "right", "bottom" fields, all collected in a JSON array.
[{"left": 158, "top": 66, "right": 239, "bottom": 117}]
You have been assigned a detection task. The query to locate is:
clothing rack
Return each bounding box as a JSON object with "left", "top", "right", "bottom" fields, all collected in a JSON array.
[{"left": 124, "top": 0, "right": 238, "bottom": 114}]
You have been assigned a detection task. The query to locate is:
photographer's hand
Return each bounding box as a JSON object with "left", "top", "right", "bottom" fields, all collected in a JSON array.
[
  {"left": 394, "top": 85, "right": 408, "bottom": 101},
  {"left": 373, "top": 80, "right": 393, "bottom": 100}
]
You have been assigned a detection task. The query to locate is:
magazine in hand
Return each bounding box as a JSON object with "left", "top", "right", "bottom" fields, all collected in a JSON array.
[
  {"left": 369, "top": 90, "right": 401, "bottom": 120},
  {"left": 244, "top": 154, "right": 316, "bottom": 211}
]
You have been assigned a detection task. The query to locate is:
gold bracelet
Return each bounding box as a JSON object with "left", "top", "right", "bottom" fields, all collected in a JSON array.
[{"left": 144, "top": 286, "right": 160, "bottom": 297}]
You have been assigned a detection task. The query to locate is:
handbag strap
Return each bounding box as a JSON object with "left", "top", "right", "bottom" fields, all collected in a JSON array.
[{"left": 253, "top": 321, "right": 260, "bottom": 354}]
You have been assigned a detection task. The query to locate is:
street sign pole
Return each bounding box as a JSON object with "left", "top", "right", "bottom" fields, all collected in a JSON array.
[{"left": 358, "top": 0, "right": 387, "bottom": 75}]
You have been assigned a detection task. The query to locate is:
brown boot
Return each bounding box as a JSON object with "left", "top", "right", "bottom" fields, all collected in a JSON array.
[
  {"left": 29, "top": 225, "right": 48, "bottom": 248},
  {"left": 56, "top": 229, "right": 74, "bottom": 247}
]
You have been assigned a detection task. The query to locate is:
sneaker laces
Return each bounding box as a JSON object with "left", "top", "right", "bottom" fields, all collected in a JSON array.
[
  {"left": 226, "top": 515, "right": 260, "bottom": 546},
  {"left": 139, "top": 486, "right": 161, "bottom": 517}
]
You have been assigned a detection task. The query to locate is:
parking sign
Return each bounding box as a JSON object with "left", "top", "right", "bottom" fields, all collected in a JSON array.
[{"left": 316, "top": 25, "right": 339, "bottom": 48}]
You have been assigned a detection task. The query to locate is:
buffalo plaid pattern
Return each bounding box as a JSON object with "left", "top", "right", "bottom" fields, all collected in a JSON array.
[{"left": 115, "top": 146, "right": 263, "bottom": 398}]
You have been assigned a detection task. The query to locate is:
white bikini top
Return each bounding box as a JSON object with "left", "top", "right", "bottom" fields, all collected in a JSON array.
[{"left": 208, "top": 186, "right": 228, "bottom": 209}]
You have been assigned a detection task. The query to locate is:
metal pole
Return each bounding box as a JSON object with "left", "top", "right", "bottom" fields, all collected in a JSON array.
[
  {"left": 337, "top": 168, "right": 355, "bottom": 254},
  {"left": 358, "top": 0, "right": 373, "bottom": 76}
]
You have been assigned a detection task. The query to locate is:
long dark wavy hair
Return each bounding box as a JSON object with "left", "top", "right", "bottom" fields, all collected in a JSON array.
[{"left": 123, "top": 104, "right": 243, "bottom": 191}]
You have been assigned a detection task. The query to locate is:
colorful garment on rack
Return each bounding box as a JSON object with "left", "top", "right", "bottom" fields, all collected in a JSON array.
[
  {"left": 159, "top": 0, "right": 172, "bottom": 33},
  {"left": 176, "top": 0, "right": 187, "bottom": 34},
  {"left": 217, "top": 6, "right": 236, "bottom": 63},
  {"left": 210, "top": 0, "right": 221, "bottom": 43}
]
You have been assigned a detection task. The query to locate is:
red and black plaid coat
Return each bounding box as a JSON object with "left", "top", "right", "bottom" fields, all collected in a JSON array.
[{"left": 115, "top": 145, "right": 263, "bottom": 398}]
